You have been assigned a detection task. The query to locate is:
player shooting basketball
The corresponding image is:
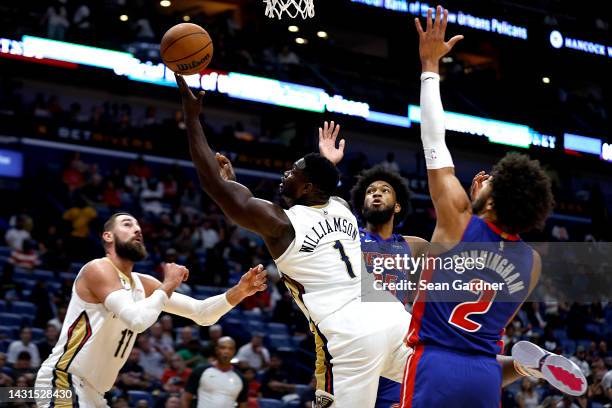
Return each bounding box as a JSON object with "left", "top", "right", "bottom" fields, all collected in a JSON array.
[
  {"left": 35, "top": 213, "right": 267, "bottom": 407},
  {"left": 176, "top": 73, "right": 414, "bottom": 408}
]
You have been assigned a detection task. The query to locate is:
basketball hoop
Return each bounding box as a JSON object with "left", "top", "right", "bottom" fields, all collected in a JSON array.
[{"left": 264, "top": 0, "right": 315, "bottom": 19}]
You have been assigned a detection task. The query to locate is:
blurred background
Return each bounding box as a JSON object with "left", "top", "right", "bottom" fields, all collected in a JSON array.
[{"left": 0, "top": 0, "right": 610, "bottom": 407}]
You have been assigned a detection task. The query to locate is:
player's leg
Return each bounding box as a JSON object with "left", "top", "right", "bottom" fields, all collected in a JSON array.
[
  {"left": 35, "top": 366, "right": 107, "bottom": 408},
  {"left": 400, "top": 346, "right": 502, "bottom": 408},
  {"left": 512, "top": 340, "right": 587, "bottom": 396}
]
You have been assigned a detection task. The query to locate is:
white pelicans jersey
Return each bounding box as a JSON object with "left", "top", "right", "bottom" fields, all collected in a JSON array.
[
  {"left": 39, "top": 258, "right": 146, "bottom": 394},
  {"left": 274, "top": 196, "right": 363, "bottom": 325}
]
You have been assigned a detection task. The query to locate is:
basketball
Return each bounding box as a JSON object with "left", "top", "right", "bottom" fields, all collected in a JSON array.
[{"left": 160, "top": 23, "right": 213, "bottom": 75}]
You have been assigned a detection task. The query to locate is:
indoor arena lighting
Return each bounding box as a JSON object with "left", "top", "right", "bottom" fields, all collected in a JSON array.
[
  {"left": 160, "top": 0, "right": 171, "bottom": 7},
  {"left": 542, "top": 77, "right": 550, "bottom": 84},
  {"left": 295, "top": 37, "right": 307, "bottom": 44},
  {"left": 317, "top": 31, "right": 328, "bottom": 39},
  {"left": 288, "top": 25, "right": 299, "bottom": 32},
  {"left": 119, "top": 14, "right": 129, "bottom": 22},
  {"left": 183, "top": 15, "right": 191, "bottom": 22},
  {"left": 6, "top": 35, "right": 606, "bottom": 157}
]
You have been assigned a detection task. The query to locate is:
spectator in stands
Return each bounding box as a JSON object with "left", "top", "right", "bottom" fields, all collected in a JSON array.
[
  {"left": 72, "top": 2, "right": 91, "bottom": 40},
  {"left": 117, "top": 348, "right": 151, "bottom": 392},
  {"left": 236, "top": 333, "right": 270, "bottom": 371},
  {"left": 183, "top": 336, "right": 248, "bottom": 408},
  {"left": 201, "top": 324, "right": 223, "bottom": 359},
  {"left": 241, "top": 285, "right": 271, "bottom": 314},
  {"left": 161, "top": 354, "right": 192, "bottom": 386},
  {"left": 150, "top": 322, "right": 175, "bottom": 356},
  {"left": 7, "top": 327, "right": 40, "bottom": 368},
  {"left": 9, "top": 239, "right": 41, "bottom": 269},
  {"left": 63, "top": 195, "right": 97, "bottom": 261},
  {"left": 587, "top": 370, "right": 609, "bottom": 405},
  {"left": 278, "top": 46, "right": 300, "bottom": 66},
  {"left": 516, "top": 378, "right": 539, "bottom": 408},
  {"left": 141, "top": 179, "right": 166, "bottom": 216},
  {"left": 48, "top": 304, "right": 67, "bottom": 331},
  {"left": 36, "top": 324, "right": 59, "bottom": 361},
  {"left": 242, "top": 366, "right": 261, "bottom": 400},
  {"left": 380, "top": 152, "right": 400, "bottom": 173},
  {"left": 11, "top": 351, "right": 37, "bottom": 379},
  {"left": 0, "top": 352, "right": 12, "bottom": 378},
  {"left": 175, "top": 326, "right": 195, "bottom": 350},
  {"left": 571, "top": 346, "right": 592, "bottom": 378},
  {"left": 0, "top": 263, "right": 22, "bottom": 301},
  {"left": 193, "top": 220, "right": 220, "bottom": 250},
  {"left": 43, "top": 0, "right": 70, "bottom": 41},
  {"left": 4, "top": 216, "right": 31, "bottom": 252},
  {"left": 134, "top": 17, "right": 155, "bottom": 41},
  {"left": 137, "top": 334, "right": 165, "bottom": 380},
  {"left": 177, "top": 339, "right": 206, "bottom": 369},
  {"left": 164, "top": 395, "right": 181, "bottom": 408},
  {"left": 259, "top": 354, "right": 296, "bottom": 399},
  {"left": 298, "top": 375, "right": 317, "bottom": 408}
]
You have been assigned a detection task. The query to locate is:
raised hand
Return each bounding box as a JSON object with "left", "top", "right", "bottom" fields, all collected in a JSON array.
[
  {"left": 175, "top": 73, "right": 204, "bottom": 117},
  {"left": 470, "top": 170, "right": 490, "bottom": 200},
  {"left": 237, "top": 264, "right": 268, "bottom": 297},
  {"left": 415, "top": 5, "right": 464, "bottom": 72},
  {"left": 318, "top": 120, "right": 344, "bottom": 165},
  {"left": 216, "top": 152, "right": 236, "bottom": 181}
]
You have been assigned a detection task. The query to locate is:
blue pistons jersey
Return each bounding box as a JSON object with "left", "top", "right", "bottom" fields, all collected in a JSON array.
[
  {"left": 360, "top": 228, "right": 413, "bottom": 408},
  {"left": 402, "top": 216, "right": 536, "bottom": 408},
  {"left": 360, "top": 228, "right": 414, "bottom": 306}
]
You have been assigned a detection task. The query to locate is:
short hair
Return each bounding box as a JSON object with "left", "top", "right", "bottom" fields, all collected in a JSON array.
[
  {"left": 350, "top": 165, "right": 411, "bottom": 225},
  {"left": 302, "top": 153, "right": 339, "bottom": 197},
  {"left": 103, "top": 212, "right": 135, "bottom": 233},
  {"left": 490, "top": 153, "right": 554, "bottom": 234}
]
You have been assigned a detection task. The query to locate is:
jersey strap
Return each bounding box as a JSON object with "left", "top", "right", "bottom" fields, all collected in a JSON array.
[{"left": 102, "top": 257, "right": 135, "bottom": 289}]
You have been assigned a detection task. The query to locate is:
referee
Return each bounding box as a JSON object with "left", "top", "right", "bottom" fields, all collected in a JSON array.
[{"left": 182, "top": 336, "right": 248, "bottom": 408}]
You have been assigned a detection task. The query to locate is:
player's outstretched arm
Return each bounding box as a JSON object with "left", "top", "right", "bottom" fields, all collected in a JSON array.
[
  {"left": 176, "top": 74, "right": 292, "bottom": 252},
  {"left": 415, "top": 6, "right": 471, "bottom": 240},
  {"left": 77, "top": 260, "right": 187, "bottom": 333},
  {"left": 139, "top": 265, "right": 268, "bottom": 326},
  {"left": 318, "top": 120, "right": 344, "bottom": 165}
]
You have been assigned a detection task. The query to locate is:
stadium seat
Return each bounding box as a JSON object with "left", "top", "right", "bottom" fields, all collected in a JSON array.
[
  {"left": 561, "top": 339, "right": 576, "bottom": 355},
  {"left": 32, "top": 269, "right": 55, "bottom": 281},
  {"left": 283, "top": 400, "right": 302, "bottom": 408},
  {"left": 0, "top": 325, "right": 18, "bottom": 339},
  {"left": 248, "top": 320, "right": 265, "bottom": 333},
  {"left": 553, "top": 329, "right": 568, "bottom": 340},
  {"left": 0, "top": 340, "right": 11, "bottom": 353},
  {"left": 59, "top": 272, "right": 77, "bottom": 281},
  {"left": 577, "top": 339, "right": 592, "bottom": 350},
  {"left": 12, "top": 269, "right": 32, "bottom": 282},
  {"left": 11, "top": 301, "right": 37, "bottom": 315},
  {"left": 0, "top": 300, "right": 6, "bottom": 313},
  {"left": 127, "top": 390, "right": 153, "bottom": 407},
  {"left": 0, "top": 246, "right": 11, "bottom": 257},
  {"left": 258, "top": 398, "right": 284, "bottom": 408},
  {"left": 585, "top": 323, "right": 603, "bottom": 338},
  {"left": 31, "top": 327, "right": 45, "bottom": 341},
  {"left": 70, "top": 263, "right": 85, "bottom": 274},
  {"left": 244, "top": 310, "right": 265, "bottom": 322},
  {"left": 0, "top": 313, "right": 23, "bottom": 327},
  {"left": 267, "top": 322, "right": 289, "bottom": 336},
  {"left": 268, "top": 334, "right": 292, "bottom": 350}
]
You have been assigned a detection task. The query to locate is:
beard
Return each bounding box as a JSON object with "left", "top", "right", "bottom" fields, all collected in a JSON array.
[
  {"left": 472, "top": 195, "right": 488, "bottom": 215},
  {"left": 114, "top": 236, "right": 147, "bottom": 262},
  {"left": 362, "top": 205, "right": 395, "bottom": 225}
]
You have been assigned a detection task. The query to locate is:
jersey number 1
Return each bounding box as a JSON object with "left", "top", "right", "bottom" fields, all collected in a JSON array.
[
  {"left": 115, "top": 329, "right": 134, "bottom": 358},
  {"left": 333, "top": 240, "right": 356, "bottom": 278},
  {"left": 448, "top": 279, "right": 497, "bottom": 332}
]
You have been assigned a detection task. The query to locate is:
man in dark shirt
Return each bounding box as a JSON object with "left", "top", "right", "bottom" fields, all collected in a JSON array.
[
  {"left": 36, "top": 324, "right": 59, "bottom": 361},
  {"left": 260, "top": 354, "right": 297, "bottom": 400}
]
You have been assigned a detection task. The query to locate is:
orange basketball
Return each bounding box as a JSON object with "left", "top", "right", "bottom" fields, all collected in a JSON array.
[{"left": 160, "top": 23, "right": 213, "bottom": 75}]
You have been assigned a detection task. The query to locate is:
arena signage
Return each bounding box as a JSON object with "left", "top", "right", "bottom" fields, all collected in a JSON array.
[
  {"left": 564, "top": 133, "right": 611, "bottom": 162},
  {"left": 350, "top": 0, "right": 528, "bottom": 39},
  {"left": 549, "top": 30, "right": 612, "bottom": 58},
  {"left": 408, "top": 105, "right": 556, "bottom": 150},
  {"left": 3, "top": 35, "right": 607, "bottom": 160}
]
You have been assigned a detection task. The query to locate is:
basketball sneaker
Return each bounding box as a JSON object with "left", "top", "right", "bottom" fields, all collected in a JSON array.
[{"left": 512, "top": 340, "right": 587, "bottom": 396}]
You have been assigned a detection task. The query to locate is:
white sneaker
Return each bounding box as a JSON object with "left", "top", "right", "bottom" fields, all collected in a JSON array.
[{"left": 512, "top": 341, "right": 587, "bottom": 396}]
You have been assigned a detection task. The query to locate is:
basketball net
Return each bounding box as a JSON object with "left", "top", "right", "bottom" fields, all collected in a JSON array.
[{"left": 264, "top": 0, "right": 315, "bottom": 19}]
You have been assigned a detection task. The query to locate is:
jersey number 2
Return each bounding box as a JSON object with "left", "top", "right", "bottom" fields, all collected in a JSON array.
[
  {"left": 115, "top": 329, "right": 134, "bottom": 358},
  {"left": 448, "top": 279, "right": 497, "bottom": 332},
  {"left": 333, "top": 241, "right": 356, "bottom": 278}
]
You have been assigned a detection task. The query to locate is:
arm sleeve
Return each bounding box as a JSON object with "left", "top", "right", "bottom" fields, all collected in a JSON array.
[
  {"left": 162, "top": 292, "right": 234, "bottom": 326},
  {"left": 420, "top": 72, "right": 454, "bottom": 169},
  {"left": 104, "top": 289, "right": 168, "bottom": 333}
]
